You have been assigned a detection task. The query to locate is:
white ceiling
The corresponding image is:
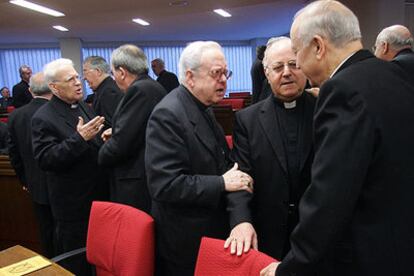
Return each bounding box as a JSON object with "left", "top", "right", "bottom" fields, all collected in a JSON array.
[{"left": 0, "top": 0, "right": 308, "bottom": 44}]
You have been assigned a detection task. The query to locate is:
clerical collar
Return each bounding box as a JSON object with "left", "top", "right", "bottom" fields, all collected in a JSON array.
[
  {"left": 70, "top": 103, "right": 78, "bottom": 109},
  {"left": 272, "top": 94, "right": 300, "bottom": 109}
]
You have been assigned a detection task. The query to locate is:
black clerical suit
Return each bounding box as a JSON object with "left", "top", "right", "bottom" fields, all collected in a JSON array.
[
  {"left": 229, "top": 92, "right": 315, "bottom": 260},
  {"left": 92, "top": 76, "right": 123, "bottom": 128},
  {"left": 276, "top": 50, "right": 414, "bottom": 276},
  {"left": 12, "top": 80, "right": 32, "bottom": 108},
  {"left": 98, "top": 74, "right": 166, "bottom": 213},
  {"left": 8, "top": 97, "right": 55, "bottom": 257},
  {"left": 31, "top": 96, "right": 108, "bottom": 254},
  {"left": 156, "top": 70, "right": 179, "bottom": 93},
  {"left": 392, "top": 48, "right": 414, "bottom": 78},
  {"left": 145, "top": 85, "right": 232, "bottom": 276},
  {"left": 251, "top": 58, "right": 267, "bottom": 104}
]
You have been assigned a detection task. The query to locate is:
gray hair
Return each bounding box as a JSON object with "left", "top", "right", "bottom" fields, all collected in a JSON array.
[
  {"left": 152, "top": 58, "right": 165, "bottom": 67},
  {"left": 111, "top": 44, "right": 148, "bottom": 75},
  {"left": 375, "top": 25, "right": 413, "bottom": 51},
  {"left": 293, "top": 0, "right": 361, "bottom": 48},
  {"left": 29, "top": 72, "right": 51, "bottom": 96},
  {"left": 263, "top": 36, "right": 291, "bottom": 68},
  {"left": 19, "top": 65, "right": 31, "bottom": 77},
  {"left": 178, "top": 41, "right": 222, "bottom": 83},
  {"left": 83, "top": 56, "right": 110, "bottom": 74},
  {"left": 43, "top": 58, "right": 74, "bottom": 83}
]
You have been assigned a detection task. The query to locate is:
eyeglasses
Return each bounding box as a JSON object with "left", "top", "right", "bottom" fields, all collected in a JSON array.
[
  {"left": 209, "top": 68, "right": 232, "bottom": 80},
  {"left": 267, "top": 60, "right": 299, "bottom": 74}
]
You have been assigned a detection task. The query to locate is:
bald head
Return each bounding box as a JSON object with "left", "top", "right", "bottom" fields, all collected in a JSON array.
[{"left": 374, "top": 25, "right": 413, "bottom": 61}]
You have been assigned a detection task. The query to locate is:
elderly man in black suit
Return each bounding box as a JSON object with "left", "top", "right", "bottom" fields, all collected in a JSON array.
[
  {"left": 83, "top": 56, "right": 123, "bottom": 128},
  {"left": 261, "top": 1, "right": 414, "bottom": 276},
  {"left": 8, "top": 72, "right": 55, "bottom": 257},
  {"left": 98, "top": 45, "right": 166, "bottom": 213},
  {"left": 225, "top": 37, "right": 315, "bottom": 261},
  {"left": 374, "top": 25, "right": 414, "bottom": 75},
  {"left": 31, "top": 58, "right": 108, "bottom": 256},
  {"left": 151, "top": 58, "right": 180, "bottom": 93},
  {"left": 0, "top": 87, "right": 13, "bottom": 108},
  {"left": 12, "top": 65, "right": 33, "bottom": 108},
  {"left": 145, "top": 41, "right": 253, "bottom": 276}
]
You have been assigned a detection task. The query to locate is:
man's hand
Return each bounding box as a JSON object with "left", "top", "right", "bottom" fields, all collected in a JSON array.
[
  {"left": 260, "top": 262, "right": 280, "bottom": 276},
  {"left": 305, "top": 87, "right": 319, "bottom": 97},
  {"left": 77, "top": 116, "right": 104, "bottom": 141},
  {"left": 101, "top": 128, "right": 112, "bottom": 142},
  {"left": 223, "top": 163, "right": 254, "bottom": 193},
  {"left": 224, "top": 222, "right": 258, "bottom": 256}
]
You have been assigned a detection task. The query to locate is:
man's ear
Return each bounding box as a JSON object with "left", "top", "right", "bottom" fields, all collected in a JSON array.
[
  {"left": 313, "top": 35, "right": 326, "bottom": 60},
  {"left": 382, "top": 42, "right": 389, "bottom": 55},
  {"left": 48, "top": 82, "right": 58, "bottom": 94},
  {"left": 185, "top": 70, "right": 195, "bottom": 88}
]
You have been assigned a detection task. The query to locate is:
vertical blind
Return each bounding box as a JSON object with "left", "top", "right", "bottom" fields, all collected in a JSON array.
[
  {"left": 0, "top": 45, "right": 252, "bottom": 96},
  {"left": 83, "top": 44, "right": 252, "bottom": 95},
  {"left": 0, "top": 48, "right": 61, "bottom": 93}
]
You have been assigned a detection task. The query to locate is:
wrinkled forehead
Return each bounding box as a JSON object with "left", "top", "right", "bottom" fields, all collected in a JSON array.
[{"left": 56, "top": 65, "right": 77, "bottom": 80}]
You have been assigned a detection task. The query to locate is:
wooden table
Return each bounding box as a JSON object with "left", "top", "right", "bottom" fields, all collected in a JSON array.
[{"left": 0, "top": 245, "right": 74, "bottom": 275}]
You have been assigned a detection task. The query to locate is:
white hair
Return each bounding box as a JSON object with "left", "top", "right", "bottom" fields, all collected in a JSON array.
[
  {"left": 178, "top": 41, "right": 222, "bottom": 84},
  {"left": 43, "top": 58, "right": 74, "bottom": 84},
  {"left": 29, "top": 72, "right": 51, "bottom": 96},
  {"left": 293, "top": 0, "right": 361, "bottom": 48},
  {"left": 263, "top": 36, "right": 291, "bottom": 68},
  {"left": 375, "top": 25, "right": 413, "bottom": 51}
]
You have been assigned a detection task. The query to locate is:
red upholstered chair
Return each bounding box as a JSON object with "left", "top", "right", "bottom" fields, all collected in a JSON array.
[
  {"left": 6, "top": 106, "right": 15, "bottom": 113},
  {"left": 87, "top": 201, "right": 155, "bottom": 276},
  {"left": 218, "top": 98, "right": 245, "bottom": 110},
  {"left": 225, "top": 135, "right": 233, "bottom": 149},
  {"left": 194, "top": 237, "right": 278, "bottom": 276},
  {"left": 228, "top": 92, "right": 251, "bottom": 98}
]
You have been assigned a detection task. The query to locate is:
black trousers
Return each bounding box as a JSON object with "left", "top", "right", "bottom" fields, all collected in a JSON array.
[
  {"left": 32, "top": 202, "right": 56, "bottom": 258},
  {"left": 55, "top": 218, "right": 91, "bottom": 275}
]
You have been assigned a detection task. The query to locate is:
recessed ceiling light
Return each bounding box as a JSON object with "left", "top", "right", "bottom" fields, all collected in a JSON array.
[
  {"left": 9, "top": 0, "right": 65, "bottom": 17},
  {"left": 169, "top": 1, "right": 188, "bottom": 7},
  {"left": 53, "top": 25, "right": 69, "bottom": 32},
  {"left": 132, "top": 18, "right": 150, "bottom": 26},
  {"left": 214, "top": 9, "right": 231, "bottom": 17}
]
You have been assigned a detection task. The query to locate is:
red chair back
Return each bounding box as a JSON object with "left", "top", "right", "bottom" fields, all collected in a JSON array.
[
  {"left": 225, "top": 135, "right": 233, "bottom": 149},
  {"left": 228, "top": 92, "right": 251, "bottom": 98},
  {"left": 6, "top": 106, "right": 15, "bottom": 113},
  {"left": 218, "top": 98, "right": 245, "bottom": 110},
  {"left": 194, "top": 237, "right": 277, "bottom": 276},
  {"left": 86, "top": 201, "right": 155, "bottom": 276}
]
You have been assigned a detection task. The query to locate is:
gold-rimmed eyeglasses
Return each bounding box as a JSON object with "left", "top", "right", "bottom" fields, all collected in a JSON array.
[
  {"left": 267, "top": 60, "right": 299, "bottom": 74},
  {"left": 209, "top": 68, "right": 232, "bottom": 80}
]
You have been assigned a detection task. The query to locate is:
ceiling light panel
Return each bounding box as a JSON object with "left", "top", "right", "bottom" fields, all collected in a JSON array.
[{"left": 9, "top": 0, "right": 65, "bottom": 17}]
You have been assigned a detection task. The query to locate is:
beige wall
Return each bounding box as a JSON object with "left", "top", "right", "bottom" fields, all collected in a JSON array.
[{"left": 342, "top": 0, "right": 406, "bottom": 48}]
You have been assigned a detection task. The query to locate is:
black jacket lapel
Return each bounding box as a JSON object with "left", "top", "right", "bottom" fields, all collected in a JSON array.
[{"left": 259, "top": 97, "right": 288, "bottom": 173}]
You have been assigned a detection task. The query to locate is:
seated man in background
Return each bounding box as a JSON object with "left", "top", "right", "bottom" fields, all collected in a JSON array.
[
  {"left": 31, "top": 58, "right": 108, "bottom": 257},
  {"left": 98, "top": 45, "right": 166, "bottom": 213},
  {"left": 0, "top": 87, "right": 13, "bottom": 108},
  {"left": 83, "top": 56, "right": 123, "bottom": 128},
  {"left": 8, "top": 72, "right": 55, "bottom": 257},
  {"left": 226, "top": 36, "right": 316, "bottom": 261},
  {"left": 145, "top": 41, "right": 253, "bottom": 276},
  {"left": 151, "top": 58, "right": 180, "bottom": 93}
]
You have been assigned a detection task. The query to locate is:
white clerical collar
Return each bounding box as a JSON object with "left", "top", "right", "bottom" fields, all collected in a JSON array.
[
  {"left": 70, "top": 103, "right": 79, "bottom": 109},
  {"left": 283, "top": 100, "right": 296, "bottom": 109},
  {"left": 330, "top": 51, "right": 357, "bottom": 79}
]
